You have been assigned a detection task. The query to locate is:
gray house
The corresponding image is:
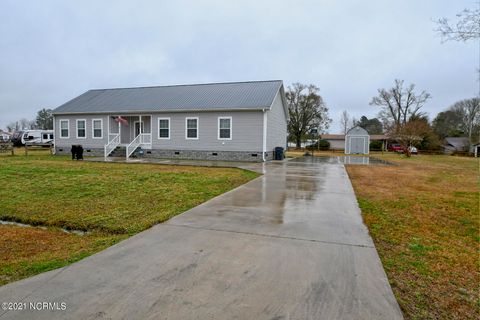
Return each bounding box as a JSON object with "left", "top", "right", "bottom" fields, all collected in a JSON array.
[
  {"left": 443, "top": 137, "right": 469, "bottom": 154},
  {"left": 52, "top": 80, "right": 288, "bottom": 162}
]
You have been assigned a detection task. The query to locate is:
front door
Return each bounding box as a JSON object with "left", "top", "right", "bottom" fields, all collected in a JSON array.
[{"left": 134, "top": 121, "right": 144, "bottom": 137}]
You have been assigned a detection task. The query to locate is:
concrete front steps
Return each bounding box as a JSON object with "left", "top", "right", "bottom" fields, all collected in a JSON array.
[{"left": 109, "top": 146, "right": 126, "bottom": 157}]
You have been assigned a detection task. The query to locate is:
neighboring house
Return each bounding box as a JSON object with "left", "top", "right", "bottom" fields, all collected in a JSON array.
[
  {"left": 472, "top": 143, "right": 480, "bottom": 157},
  {"left": 321, "top": 131, "right": 387, "bottom": 152},
  {"left": 0, "top": 130, "right": 12, "bottom": 142},
  {"left": 320, "top": 134, "right": 345, "bottom": 150},
  {"left": 52, "top": 80, "right": 288, "bottom": 162},
  {"left": 443, "top": 137, "right": 469, "bottom": 154}
]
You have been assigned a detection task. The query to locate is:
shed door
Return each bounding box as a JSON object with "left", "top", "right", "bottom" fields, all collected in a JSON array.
[{"left": 350, "top": 137, "right": 365, "bottom": 154}]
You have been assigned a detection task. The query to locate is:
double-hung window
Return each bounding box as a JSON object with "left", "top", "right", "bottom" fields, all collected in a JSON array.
[
  {"left": 158, "top": 118, "right": 170, "bottom": 139},
  {"left": 186, "top": 117, "right": 198, "bottom": 139},
  {"left": 60, "top": 120, "right": 69, "bottom": 138},
  {"left": 92, "top": 119, "right": 103, "bottom": 138},
  {"left": 218, "top": 117, "right": 232, "bottom": 140},
  {"left": 76, "top": 120, "right": 86, "bottom": 138}
]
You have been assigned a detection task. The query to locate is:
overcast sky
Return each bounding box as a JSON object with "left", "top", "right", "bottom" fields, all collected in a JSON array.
[{"left": 0, "top": 0, "right": 478, "bottom": 132}]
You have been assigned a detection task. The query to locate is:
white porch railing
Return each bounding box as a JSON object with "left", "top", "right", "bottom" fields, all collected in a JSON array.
[
  {"left": 126, "top": 133, "right": 150, "bottom": 159},
  {"left": 126, "top": 134, "right": 141, "bottom": 159},
  {"left": 104, "top": 134, "right": 120, "bottom": 158},
  {"left": 140, "top": 133, "right": 151, "bottom": 145}
]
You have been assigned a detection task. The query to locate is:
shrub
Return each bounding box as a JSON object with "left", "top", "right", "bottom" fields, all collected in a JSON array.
[
  {"left": 307, "top": 139, "right": 330, "bottom": 150},
  {"left": 369, "top": 140, "right": 383, "bottom": 151}
]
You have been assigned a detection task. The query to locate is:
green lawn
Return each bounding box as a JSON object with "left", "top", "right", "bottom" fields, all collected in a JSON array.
[
  {"left": 0, "top": 155, "right": 258, "bottom": 285},
  {"left": 346, "top": 154, "right": 479, "bottom": 320}
]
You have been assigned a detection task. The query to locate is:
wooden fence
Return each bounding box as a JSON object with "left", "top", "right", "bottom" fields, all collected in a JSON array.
[
  {"left": 24, "top": 143, "right": 54, "bottom": 156},
  {"left": 0, "top": 142, "right": 14, "bottom": 155}
]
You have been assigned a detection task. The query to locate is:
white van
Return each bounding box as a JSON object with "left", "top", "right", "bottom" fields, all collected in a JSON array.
[{"left": 21, "top": 130, "right": 54, "bottom": 145}]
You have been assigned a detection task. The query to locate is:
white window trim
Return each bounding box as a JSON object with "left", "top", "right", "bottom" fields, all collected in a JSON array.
[
  {"left": 218, "top": 116, "right": 232, "bottom": 140},
  {"left": 158, "top": 117, "right": 170, "bottom": 140},
  {"left": 185, "top": 117, "right": 199, "bottom": 140},
  {"left": 92, "top": 119, "right": 103, "bottom": 139},
  {"left": 59, "top": 119, "right": 69, "bottom": 139},
  {"left": 76, "top": 119, "right": 87, "bottom": 139}
]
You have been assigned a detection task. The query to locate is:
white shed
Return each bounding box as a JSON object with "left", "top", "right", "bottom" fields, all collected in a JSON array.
[{"left": 345, "top": 126, "right": 370, "bottom": 154}]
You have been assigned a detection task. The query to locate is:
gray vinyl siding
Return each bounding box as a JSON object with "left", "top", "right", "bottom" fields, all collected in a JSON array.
[
  {"left": 266, "top": 93, "right": 287, "bottom": 151},
  {"left": 327, "top": 140, "right": 345, "bottom": 150},
  {"left": 151, "top": 111, "right": 263, "bottom": 151},
  {"left": 54, "top": 115, "right": 109, "bottom": 148},
  {"left": 55, "top": 111, "right": 264, "bottom": 152}
]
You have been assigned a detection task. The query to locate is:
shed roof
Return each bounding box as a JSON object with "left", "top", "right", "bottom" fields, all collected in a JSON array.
[
  {"left": 53, "top": 80, "right": 284, "bottom": 114},
  {"left": 346, "top": 126, "right": 369, "bottom": 136}
]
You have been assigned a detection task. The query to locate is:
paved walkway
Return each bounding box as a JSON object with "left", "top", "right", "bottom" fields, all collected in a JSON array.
[{"left": 0, "top": 157, "right": 403, "bottom": 320}]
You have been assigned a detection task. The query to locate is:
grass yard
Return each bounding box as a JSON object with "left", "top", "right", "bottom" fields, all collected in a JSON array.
[
  {"left": 0, "top": 155, "right": 258, "bottom": 285},
  {"left": 0, "top": 225, "right": 126, "bottom": 286},
  {"left": 346, "top": 154, "right": 479, "bottom": 320}
]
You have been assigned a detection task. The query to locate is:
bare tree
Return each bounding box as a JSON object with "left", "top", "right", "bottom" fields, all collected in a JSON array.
[
  {"left": 435, "top": 7, "right": 480, "bottom": 42},
  {"left": 19, "top": 118, "right": 36, "bottom": 130},
  {"left": 370, "top": 79, "right": 431, "bottom": 130},
  {"left": 340, "top": 110, "right": 350, "bottom": 134},
  {"left": 350, "top": 117, "right": 358, "bottom": 130},
  {"left": 452, "top": 98, "right": 480, "bottom": 144},
  {"left": 6, "top": 122, "right": 18, "bottom": 132},
  {"left": 286, "top": 83, "right": 332, "bottom": 148},
  {"left": 7, "top": 118, "right": 35, "bottom": 131}
]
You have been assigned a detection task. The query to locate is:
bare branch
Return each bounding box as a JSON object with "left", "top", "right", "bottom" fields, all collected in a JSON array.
[
  {"left": 370, "top": 79, "right": 431, "bottom": 130},
  {"left": 435, "top": 8, "right": 480, "bottom": 42}
]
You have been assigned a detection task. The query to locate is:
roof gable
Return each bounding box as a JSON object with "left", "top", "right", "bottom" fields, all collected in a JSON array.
[
  {"left": 346, "top": 126, "right": 369, "bottom": 136},
  {"left": 53, "top": 80, "right": 283, "bottom": 114}
]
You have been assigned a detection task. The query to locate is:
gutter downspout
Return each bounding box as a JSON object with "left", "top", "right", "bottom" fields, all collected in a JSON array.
[
  {"left": 52, "top": 115, "right": 56, "bottom": 155},
  {"left": 262, "top": 109, "right": 268, "bottom": 162}
]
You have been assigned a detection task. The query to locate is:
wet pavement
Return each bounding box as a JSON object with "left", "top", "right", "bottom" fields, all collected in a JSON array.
[
  {"left": 86, "top": 155, "right": 393, "bottom": 168},
  {"left": 0, "top": 157, "right": 403, "bottom": 320}
]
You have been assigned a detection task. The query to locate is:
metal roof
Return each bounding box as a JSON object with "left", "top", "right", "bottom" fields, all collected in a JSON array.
[
  {"left": 53, "top": 80, "right": 284, "bottom": 114},
  {"left": 321, "top": 133, "right": 388, "bottom": 140},
  {"left": 321, "top": 134, "right": 345, "bottom": 140},
  {"left": 444, "top": 137, "right": 469, "bottom": 149}
]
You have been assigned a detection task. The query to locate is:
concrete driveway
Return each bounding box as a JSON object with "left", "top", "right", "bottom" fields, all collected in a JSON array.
[{"left": 0, "top": 157, "right": 403, "bottom": 320}]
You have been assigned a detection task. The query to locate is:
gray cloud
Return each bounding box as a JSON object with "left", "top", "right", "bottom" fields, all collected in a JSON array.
[{"left": 0, "top": 0, "right": 477, "bottom": 132}]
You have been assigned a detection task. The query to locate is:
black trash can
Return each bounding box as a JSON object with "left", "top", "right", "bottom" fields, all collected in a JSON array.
[
  {"left": 71, "top": 145, "right": 77, "bottom": 160},
  {"left": 76, "top": 145, "right": 84, "bottom": 160},
  {"left": 274, "top": 147, "right": 284, "bottom": 160}
]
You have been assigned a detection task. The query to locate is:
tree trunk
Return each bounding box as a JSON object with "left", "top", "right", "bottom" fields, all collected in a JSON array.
[
  {"left": 296, "top": 137, "right": 301, "bottom": 148},
  {"left": 404, "top": 147, "right": 411, "bottom": 158}
]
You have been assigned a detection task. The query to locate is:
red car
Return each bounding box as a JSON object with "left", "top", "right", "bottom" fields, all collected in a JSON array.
[{"left": 388, "top": 144, "right": 404, "bottom": 152}]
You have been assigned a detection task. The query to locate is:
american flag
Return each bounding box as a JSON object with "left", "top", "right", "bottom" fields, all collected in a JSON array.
[{"left": 114, "top": 116, "right": 128, "bottom": 126}]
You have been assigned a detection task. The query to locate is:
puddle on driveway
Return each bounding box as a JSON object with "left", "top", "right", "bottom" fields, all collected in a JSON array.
[
  {"left": 337, "top": 156, "right": 393, "bottom": 165},
  {"left": 291, "top": 156, "right": 393, "bottom": 166}
]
